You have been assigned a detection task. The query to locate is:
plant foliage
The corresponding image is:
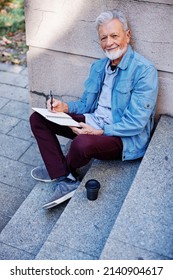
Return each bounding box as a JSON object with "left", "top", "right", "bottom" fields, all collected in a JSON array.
[{"left": 0, "top": 0, "right": 27, "bottom": 65}]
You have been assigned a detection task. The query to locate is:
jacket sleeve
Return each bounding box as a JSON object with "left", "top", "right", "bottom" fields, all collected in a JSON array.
[{"left": 104, "top": 65, "right": 159, "bottom": 136}]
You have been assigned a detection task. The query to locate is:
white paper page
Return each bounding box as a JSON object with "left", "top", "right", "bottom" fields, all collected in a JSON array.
[
  {"left": 32, "top": 107, "right": 80, "bottom": 127},
  {"left": 32, "top": 108, "right": 71, "bottom": 119},
  {"left": 47, "top": 116, "right": 80, "bottom": 127}
]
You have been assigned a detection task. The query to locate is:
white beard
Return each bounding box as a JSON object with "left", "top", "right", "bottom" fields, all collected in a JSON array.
[{"left": 104, "top": 46, "right": 127, "bottom": 61}]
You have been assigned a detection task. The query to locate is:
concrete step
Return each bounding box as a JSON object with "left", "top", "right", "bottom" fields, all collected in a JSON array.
[
  {"left": 35, "top": 159, "right": 140, "bottom": 260},
  {"left": 0, "top": 181, "right": 68, "bottom": 259},
  {"left": 0, "top": 142, "right": 90, "bottom": 260},
  {"left": 3, "top": 113, "right": 170, "bottom": 260},
  {"left": 100, "top": 115, "right": 173, "bottom": 260}
]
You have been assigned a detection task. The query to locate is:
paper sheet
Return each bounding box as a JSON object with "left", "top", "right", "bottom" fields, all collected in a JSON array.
[{"left": 32, "top": 108, "right": 80, "bottom": 127}]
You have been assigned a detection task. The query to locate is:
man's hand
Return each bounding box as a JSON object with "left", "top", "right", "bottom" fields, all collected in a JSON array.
[
  {"left": 70, "top": 122, "right": 104, "bottom": 136},
  {"left": 47, "top": 98, "right": 68, "bottom": 113}
]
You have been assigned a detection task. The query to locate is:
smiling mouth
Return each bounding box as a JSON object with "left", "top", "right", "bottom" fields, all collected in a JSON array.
[{"left": 106, "top": 46, "right": 119, "bottom": 51}]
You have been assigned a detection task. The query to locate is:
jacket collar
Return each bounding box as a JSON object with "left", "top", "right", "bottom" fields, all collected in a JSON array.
[
  {"left": 95, "top": 44, "right": 133, "bottom": 73},
  {"left": 118, "top": 44, "right": 133, "bottom": 70}
]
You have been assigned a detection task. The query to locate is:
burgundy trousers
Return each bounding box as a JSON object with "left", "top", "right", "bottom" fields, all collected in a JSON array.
[{"left": 30, "top": 112, "right": 123, "bottom": 179}]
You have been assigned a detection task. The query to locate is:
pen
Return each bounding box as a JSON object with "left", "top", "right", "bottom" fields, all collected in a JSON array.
[{"left": 50, "top": 90, "right": 53, "bottom": 110}]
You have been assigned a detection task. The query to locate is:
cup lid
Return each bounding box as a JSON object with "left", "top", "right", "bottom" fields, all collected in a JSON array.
[{"left": 85, "top": 179, "right": 100, "bottom": 189}]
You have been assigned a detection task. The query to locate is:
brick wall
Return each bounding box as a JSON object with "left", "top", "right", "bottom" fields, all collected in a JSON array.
[{"left": 25, "top": 0, "right": 173, "bottom": 118}]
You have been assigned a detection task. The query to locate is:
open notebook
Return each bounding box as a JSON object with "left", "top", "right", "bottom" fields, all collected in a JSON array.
[{"left": 32, "top": 108, "right": 80, "bottom": 127}]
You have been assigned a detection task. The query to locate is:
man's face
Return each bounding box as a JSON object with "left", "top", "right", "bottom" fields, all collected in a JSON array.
[{"left": 98, "top": 18, "right": 130, "bottom": 64}]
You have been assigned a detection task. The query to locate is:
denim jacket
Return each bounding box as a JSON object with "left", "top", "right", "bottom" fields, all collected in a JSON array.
[{"left": 67, "top": 45, "right": 158, "bottom": 160}]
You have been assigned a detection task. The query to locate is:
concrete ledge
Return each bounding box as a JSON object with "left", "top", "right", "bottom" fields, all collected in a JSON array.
[
  {"left": 0, "top": 182, "right": 68, "bottom": 259},
  {"left": 0, "top": 140, "right": 89, "bottom": 259},
  {"left": 27, "top": 47, "right": 93, "bottom": 103},
  {"left": 36, "top": 159, "right": 140, "bottom": 260},
  {"left": 100, "top": 239, "right": 172, "bottom": 260},
  {"left": 0, "top": 243, "right": 35, "bottom": 260},
  {"left": 100, "top": 115, "right": 173, "bottom": 260},
  {"left": 25, "top": 0, "right": 173, "bottom": 72}
]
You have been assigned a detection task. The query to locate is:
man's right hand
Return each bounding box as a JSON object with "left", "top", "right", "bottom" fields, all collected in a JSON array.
[{"left": 47, "top": 98, "right": 68, "bottom": 113}]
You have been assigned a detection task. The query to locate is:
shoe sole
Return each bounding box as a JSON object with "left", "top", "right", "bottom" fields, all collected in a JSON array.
[
  {"left": 31, "top": 169, "right": 56, "bottom": 183},
  {"left": 42, "top": 190, "right": 76, "bottom": 209}
]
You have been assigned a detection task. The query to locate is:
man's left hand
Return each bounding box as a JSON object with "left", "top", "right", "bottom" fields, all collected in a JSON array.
[{"left": 70, "top": 122, "right": 104, "bottom": 136}]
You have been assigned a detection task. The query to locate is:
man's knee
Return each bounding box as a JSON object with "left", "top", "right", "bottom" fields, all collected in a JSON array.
[
  {"left": 30, "top": 112, "right": 42, "bottom": 132},
  {"left": 70, "top": 135, "right": 94, "bottom": 155}
]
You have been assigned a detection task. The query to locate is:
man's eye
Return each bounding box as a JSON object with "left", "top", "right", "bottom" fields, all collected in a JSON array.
[{"left": 101, "top": 37, "right": 106, "bottom": 41}]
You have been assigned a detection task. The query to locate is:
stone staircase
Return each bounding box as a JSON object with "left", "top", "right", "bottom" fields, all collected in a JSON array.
[
  {"left": 100, "top": 115, "right": 173, "bottom": 260},
  {"left": 0, "top": 115, "right": 172, "bottom": 260}
]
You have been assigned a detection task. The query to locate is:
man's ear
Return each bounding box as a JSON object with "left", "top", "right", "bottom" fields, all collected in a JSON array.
[{"left": 126, "top": 29, "right": 131, "bottom": 43}]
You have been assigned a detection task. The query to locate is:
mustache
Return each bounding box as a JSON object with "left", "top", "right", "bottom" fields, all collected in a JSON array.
[{"left": 104, "top": 46, "right": 127, "bottom": 60}]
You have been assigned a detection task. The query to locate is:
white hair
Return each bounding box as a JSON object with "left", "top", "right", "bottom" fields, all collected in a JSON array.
[{"left": 96, "top": 10, "right": 129, "bottom": 31}]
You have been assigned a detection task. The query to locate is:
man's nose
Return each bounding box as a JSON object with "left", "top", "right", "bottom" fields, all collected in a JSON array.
[{"left": 106, "top": 36, "right": 114, "bottom": 47}]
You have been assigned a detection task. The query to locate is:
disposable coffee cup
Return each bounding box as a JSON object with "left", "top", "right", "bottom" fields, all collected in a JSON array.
[{"left": 85, "top": 179, "right": 100, "bottom": 201}]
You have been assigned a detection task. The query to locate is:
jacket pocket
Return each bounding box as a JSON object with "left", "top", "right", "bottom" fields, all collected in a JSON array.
[
  {"left": 115, "top": 80, "right": 132, "bottom": 94},
  {"left": 115, "top": 81, "right": 132, "bottom": 110}
]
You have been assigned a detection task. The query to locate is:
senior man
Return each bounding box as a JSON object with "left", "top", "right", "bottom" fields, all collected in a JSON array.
[{"left": 30, "top": 9, "right": 158, "bottom": 209}]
